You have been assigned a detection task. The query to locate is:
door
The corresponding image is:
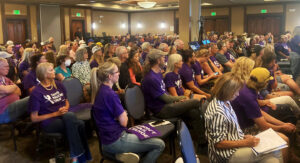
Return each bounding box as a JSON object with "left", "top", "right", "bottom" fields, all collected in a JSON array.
[
  {"left": 247, "top": 15, "right": 282, "bottom": 41},
  {"left": 71, "top": 20, "right": 85, "bottom": 41},
  {"left": 6, "top": 19, "right": 26, "bottom": 44},
  {"left": 203, "top": 18, "right": 229, "bottom": 35}
]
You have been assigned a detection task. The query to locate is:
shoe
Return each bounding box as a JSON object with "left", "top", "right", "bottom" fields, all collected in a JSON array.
[{"left": 116, "top": 152, "right": 139, "bottom": 163}]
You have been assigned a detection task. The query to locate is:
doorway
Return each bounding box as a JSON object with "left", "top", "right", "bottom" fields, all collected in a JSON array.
[
  {"left": 246, "top": 15, "right": 283, "bottom": 41},
  {"left": 203, "top": 17, "right": 229, "bottom": 35},
  {"left": 71, "top": 20, "right": 85, "bottom": 41},
  {"left": 6, "top": 19, "right": 27, "bottom": 44}
]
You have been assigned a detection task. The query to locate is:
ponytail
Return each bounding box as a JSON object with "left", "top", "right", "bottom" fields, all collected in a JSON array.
[{"left": 91, "top": 67, "right": 100, "bottom": 104}]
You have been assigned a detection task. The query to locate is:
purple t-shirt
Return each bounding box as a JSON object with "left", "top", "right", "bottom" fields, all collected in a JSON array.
[
  {"left": 192, "top": 61, "right": 204, "bottom": 78},
  {"left": 179, "top": 63, "right": 199, "bottom": 88},
  {"left": 18, "top": 61, "right": 30, "bottom": 80},
  {"left": 0, "top": 77, "right": 19, "bottom": 114},
  {"left": 92, "top": 84, "right": 126, "bottom": 145},
  {"left": 267, "top": 68, "right": 275, "bottom": 92},
  {"left": 29, "top": 81, "right": 67, "bottom": 128},
  {"left": 225, "top": 52, "right": 236, "bottom": 62},
  {"left": 141, "top": 70, "right": 166, "bottom": 114},
  {"left": 141, "top": 52, "right": 148, "bottom": 62},
  {"left": 90, "top": 60, "right": 99, "bottom": 69},
  {"left": 209, "top": 56, "right": 221, "bottom": 68},
  {"left": 164, "top": 72, "right": 184, "bottom": 96},
  {"left": 23, "top": 70, "right": 39, "bottom": 90},
  {"left": 230, "top": 85, "right": 262, "bottom": 129}
]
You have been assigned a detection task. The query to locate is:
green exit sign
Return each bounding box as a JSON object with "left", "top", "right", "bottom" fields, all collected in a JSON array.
[
  {"left": 76, "top": 13, "right": 81, "bottom": 17},
  {"left": 211, "top": 12, "right": 216, "bottom": 16},
  {"left": 13, "top": 10, "right": 20, "bottom": 15},
  {"left": 261, "top": 9, "right": 267, "bottom": 13}
]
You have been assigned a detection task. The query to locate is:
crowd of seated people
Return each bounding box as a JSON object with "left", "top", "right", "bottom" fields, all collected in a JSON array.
[{"left": 1, "top": 31, "right": 300, "bottom": 163}]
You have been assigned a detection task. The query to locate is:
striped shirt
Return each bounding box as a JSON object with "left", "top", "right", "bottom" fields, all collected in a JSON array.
[{"left": 205, "top": 98, "right": 244, "bottom": 163}]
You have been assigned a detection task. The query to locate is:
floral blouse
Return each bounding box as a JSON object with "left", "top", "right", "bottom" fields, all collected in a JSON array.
[{"left": 71, "top": 61, "right": 91, "bottom": 85}]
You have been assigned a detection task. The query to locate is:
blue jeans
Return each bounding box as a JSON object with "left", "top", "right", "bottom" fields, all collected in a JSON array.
[
  {"left": 43, "top": 112, "right": 92, "bottom": 163},
  {"left": 290, "top": 52, "right": 300, "bottom": 80},
  {"left": 102, "top": 132, "right": 165, "bottom": 163},
  {"left": 0, "top": 97, "right": 29, "bottom": 124}
]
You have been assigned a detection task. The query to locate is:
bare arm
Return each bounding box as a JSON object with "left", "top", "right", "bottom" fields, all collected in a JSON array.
[
  {"left": 56, "top": 73, "right": 65, "bottom": 81},
  {"left": 195, "top": 74, "right": 214, "bottom": 86},
  {"left": 167, "top": 87, "right": 178, "bottom": 96},
  {"left": 0, "top": 85, "right": 18, "bottom": 94},
  {"left": 118, "top": 111, "right": 128, "bottom": 127},
  {"left": 224, "top": 61, "right": 234, "bottom": 68},
  {"left": 186, "top": 81, "right": 210, "bottom": 98},
  {"left": 215, "top": 135, "right": 259, "bottom": 149}
]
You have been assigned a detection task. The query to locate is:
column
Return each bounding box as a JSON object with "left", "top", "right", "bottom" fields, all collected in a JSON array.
[{"left": 179, "top": 0, "right": 201, "bottom": 48}]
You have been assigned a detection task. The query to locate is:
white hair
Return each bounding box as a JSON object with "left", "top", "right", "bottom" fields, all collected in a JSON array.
[
  {"left": 141, "top": 42, "right": 151, "bottom": 51},
  {"left": 115, "top": 46, "right": 127, "bottom": 58},
  {"left": 174, "top": 39, "right": 183, "bottom": 48},
  {"left": 158, "top": 43, "right": 168, "bottom": 51}
]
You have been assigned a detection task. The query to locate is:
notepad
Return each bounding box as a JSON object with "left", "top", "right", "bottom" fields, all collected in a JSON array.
[{"left": 252, "top": 128, "right": 288, "bottom": 155}]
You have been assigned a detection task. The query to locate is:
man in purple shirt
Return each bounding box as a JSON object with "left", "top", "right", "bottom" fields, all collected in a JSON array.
[
  {"left": 179, "top": 50, "right": 211, "bottom": 99},
  {"left": 142, "top": 49, "right": 207, "bottom": 149},
  {"left": 231, "top": 67, "right": 299, "bottom": 162},
  {"left": 231, "top": 67, "right": 296, "bottom": 131}
]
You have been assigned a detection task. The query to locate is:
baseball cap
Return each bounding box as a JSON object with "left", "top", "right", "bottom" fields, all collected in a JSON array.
[
  {"left": 92, "top": 46, "right": 102, "bottom": 54},
  {"left": 79, "top": 40, "right": 86, "bottom": 45},
  {"left": 146, "top": 49, "right": 167, "bottom": 62},
  {"left": 0, "top": 51, "right": 12, "bottom": 58},
  {"left": 88, "top": 39, "right": 94, "bottom": 43},
  {"left": 250, "top": 67, "right": 274, "bottom": 83}
]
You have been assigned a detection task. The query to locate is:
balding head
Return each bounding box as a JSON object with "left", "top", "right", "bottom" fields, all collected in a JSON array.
[
  {"left": 174, "top": 39, "right": 184, "bottom": 50},
  {"left": 158, "top": 43, "right": 169, "bottom": 52},
  {"left": 0, "top": 58, "right": 9, "bottom": 76}
]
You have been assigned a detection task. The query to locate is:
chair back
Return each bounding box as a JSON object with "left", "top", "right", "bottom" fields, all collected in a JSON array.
[
  {"left": 177, "top": 121, "right": 198, "bottom": 163},
  {"left": 124, "top": 85, "right": 145, "bottom": 120},
  {"left": 62, "top": 78, "right": 83, "bottom": 106},
  {"left": 90, "top": 109, "right": 103, "bottom": 156}
]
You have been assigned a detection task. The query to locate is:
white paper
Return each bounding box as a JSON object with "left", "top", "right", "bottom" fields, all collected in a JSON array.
[{"left": 252, "top": 128, "right": 287, "bottom": 155}]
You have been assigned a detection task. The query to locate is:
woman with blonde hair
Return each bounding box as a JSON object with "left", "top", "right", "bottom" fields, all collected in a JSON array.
[
  {"left": 231, "top": 57, "right": 255, "bottom": 83},
  {"left": 103, "top": 43, "right": 115, "bottom": 61},
  {"left": 18, "top": 48, "right": 35, "bottom": 80},
  {"left": 90, "top": 62, "right": 165, "bottom": 163},
  {"left": 195, "top": 48, "right": 222, "bottom": 76},
  {"left": 29, "top": 62, "right": 91, "bottom": 163},
  {"left": 89, "top": 45, "right": 104, "bottom": 69},
  {"left": 58, "top": 45, "right": 69, "bottom": 56}
]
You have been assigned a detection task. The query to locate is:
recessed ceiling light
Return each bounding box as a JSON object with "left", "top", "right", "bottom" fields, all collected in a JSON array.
[
  {"left": 264, "top": 0, "right": 278, "bottom": 1},
  {"left": 202, "top": 2, "right": 213, "bottom": 5},
  {"left": 90, "top": 1, "right": 96, "bottom": 2}
]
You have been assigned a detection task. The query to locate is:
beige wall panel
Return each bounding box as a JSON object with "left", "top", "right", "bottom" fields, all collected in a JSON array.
[
  {"left": 179, "top": 0, "right": 189, "bottom": 48},
  {"left": 64, "top": 8, "right": 70, "bottom": 40},
  {"left": 231, "top": 7, "right": 244, "bottom": 35},
  {"left": 86, "top": 9, "right": 92, "bottom": 33},
  {"left": 92, "top": 11, "right": 128, "bottom": 36},
  {"left": 30, "top": 5, "right": 38, "bottom": 42},
  {"left": 246, "top": 5, "right": 283, "bottom": 14},
  {"left": 0, "top": 4, "right": 3, "bottom": 44},
  {"left": 286, "top": 3, "right": 300, "bottom": 33},
  {"left": 5, "top": 3, "right": 27, "bottom": 16},
  {"left": 131, "top": 11, "right": 174, "bottom": 35},
  {"left": 202, "top": 8, "right": 229, "bottom": 17}
]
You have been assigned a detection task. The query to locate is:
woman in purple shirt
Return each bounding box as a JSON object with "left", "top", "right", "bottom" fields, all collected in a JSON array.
[
  {"left": 18, "top": 48, "right": 35, "bottom": 80},
  {"left": 29, "top": 62, "right": 91, "bottom": 163},
  {"left": 89, "top": 45, "right": 103, "bottom": 69},
  {"left": 91, "top": 61, "right": 165, "bottom": 163},
  {"left": 23, "top": 53, "right": 47, "bottom": 94}
]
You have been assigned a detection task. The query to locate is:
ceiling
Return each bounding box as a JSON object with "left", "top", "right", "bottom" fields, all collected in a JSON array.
[{"left": 7, "top": 0, "right": 300, "bottom": 11}]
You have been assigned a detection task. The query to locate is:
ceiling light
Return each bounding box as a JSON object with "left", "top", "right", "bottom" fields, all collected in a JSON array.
[
  {"left": 138, "top": 1, "right": 157, "bottom": 9},
  {"left": 201, "top": 3, "right": 213, "bottom": 6}
]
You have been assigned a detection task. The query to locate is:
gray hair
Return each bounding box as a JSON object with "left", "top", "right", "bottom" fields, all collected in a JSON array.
[
  {"left": 115, "top": 46, "right": 127, "bottom": 58},
  {"left": 158, "top": 43, "right": 168, "bottom": 51},
  {"left": 75, "top": 47, "right": 87, "bottom": 62},
  {"left": 174, "top": 39, "right": 183, "bottom": 48},
  {"left": 141, "top": 42, "right": 151, "bottom": 51}
]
